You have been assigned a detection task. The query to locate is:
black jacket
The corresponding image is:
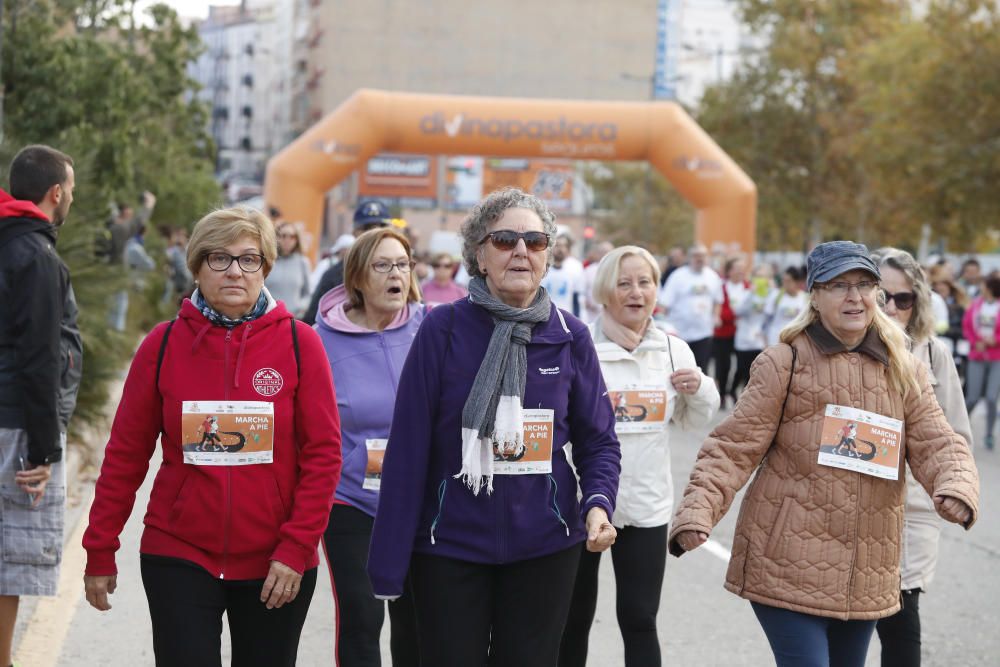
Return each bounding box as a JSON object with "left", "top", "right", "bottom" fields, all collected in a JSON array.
[
  {"left": 0, "top": 215, "right": 82, "bottom": 464},
  {"left": 302, "top": 261, "right": 344, "bottom": 325}
]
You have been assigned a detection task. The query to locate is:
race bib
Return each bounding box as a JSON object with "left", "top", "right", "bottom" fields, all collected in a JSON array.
[
  {"left": 609, "top": 385, "right": 669, "bottom": 433},
  {"left": 363, "top": 439, "right": 388, "bottom": 491},
  {"left": 182, "top": 401, "right": 274, "bottom": 466},
  {"left": 817, "top": 404, "right": 902, "bottom": 480},
  {"left": 493, "top": 409, "right": 554, "bottom": 475}
]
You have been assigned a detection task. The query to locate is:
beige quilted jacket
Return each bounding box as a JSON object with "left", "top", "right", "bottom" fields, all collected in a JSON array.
[{"left": 668, "top": 324, "right": 980, "bottom": 620}]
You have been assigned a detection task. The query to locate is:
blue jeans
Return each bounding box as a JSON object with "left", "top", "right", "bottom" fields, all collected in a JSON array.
[{"left": 752, "top": 602, "right": 876, "bottom": 667}]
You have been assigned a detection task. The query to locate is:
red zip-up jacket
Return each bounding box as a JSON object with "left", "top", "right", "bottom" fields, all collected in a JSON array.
[{"left": 83, "top": 299, "right": 342, "bottom": 579}]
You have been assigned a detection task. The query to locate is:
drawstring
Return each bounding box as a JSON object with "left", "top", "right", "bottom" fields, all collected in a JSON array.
[
  {"left": 233, "top": 323, "right": 252, "bottom": 388},
  {"left": 547, "top": 474, "right": 570, "bottom": 536},
  {"left": 430, "top": 479, "right": 447, "bottom": 545},
  {"left": 191, "top": 322, "right": 212, "bottom": 353}
]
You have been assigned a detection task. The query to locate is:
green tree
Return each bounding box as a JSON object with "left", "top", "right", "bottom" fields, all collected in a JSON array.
[
  {"left": 697, "top": 0, "right": 911, "bottom": 250},
  {"left": 851, "top": 0, "right": 1000, "bottom": 249},
  {"left": 583, "top": 162, "right": 695, "bottom": 254},
  {"left": 1, "top": 0, "right": 221, "bottom": 433}
]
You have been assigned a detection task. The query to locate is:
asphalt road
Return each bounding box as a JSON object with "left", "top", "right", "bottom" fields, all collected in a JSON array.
[{"left": 13, "top": 402, "right": 1000, "bottom": 666}]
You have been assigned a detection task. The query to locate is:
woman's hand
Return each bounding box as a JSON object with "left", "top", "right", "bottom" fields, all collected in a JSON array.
[
  {"left": 934, "top": 495, "right": 972, "bottom": 525},
  {"left": 670, "top": 369, "right": 702, "bottom": 396},
  {"left": 260, "top": 559, "right": 303, "bottom": 609},
  {"left": 674, "top": 530, "right": 709, "bottom": 552},
  {"left": 84, "top": 574, "right": 118, "bottom": 611},
  {"left": 585, "top": 507, "right": 617, "bottom": 553}
]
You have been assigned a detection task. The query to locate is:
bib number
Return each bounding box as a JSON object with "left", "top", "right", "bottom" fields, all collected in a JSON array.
[
  {"left": 492, "top": 409, "right": 554, "bottom": 475},
  {"left": 182, "top": 401, "right": 275, "bottom": 466},
  {"left": 363, "top": 439, "right": 388, "bottom": 491},
  {"left": 817, "top": 404, "right": 902, "bottom": 480}
]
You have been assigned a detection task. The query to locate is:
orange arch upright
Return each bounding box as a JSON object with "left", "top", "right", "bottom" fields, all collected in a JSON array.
[{"left": 264, "top": 89, "right": 756, "bottom": 257}]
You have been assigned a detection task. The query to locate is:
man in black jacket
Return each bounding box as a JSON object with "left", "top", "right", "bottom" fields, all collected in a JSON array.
[{"left": 0, "top": 144, "right": 81, "bottom": 667}]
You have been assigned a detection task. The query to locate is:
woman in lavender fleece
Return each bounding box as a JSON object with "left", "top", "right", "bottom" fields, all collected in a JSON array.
[
  {"left": 314, "top": 227, "right": 423, "bottom": 666},
  {"left": 368, "top": 188, "right": 621, "bottom": 667}
]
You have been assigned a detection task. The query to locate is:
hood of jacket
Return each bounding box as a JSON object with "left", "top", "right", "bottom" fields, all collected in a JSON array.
[
  {"left": 0, "top": 189, "right": 54, "bottom": 248},
  {"left": 315, "top": 283, "right": 421, "bottom": 334},
  {"left": 177, "top": 288, "right": 289, "bottom": 391}
]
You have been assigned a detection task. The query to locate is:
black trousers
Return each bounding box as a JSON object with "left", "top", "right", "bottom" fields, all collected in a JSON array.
[
  {"left": 410, "top": 544, "right": 581, "bottom": 667},
  {"left": 559, "top": 524, "right": 668, "bottom": 667},
  {"left": 323, "top": 503, "right": 419, "bottom": 667},
  {"left": 140, "top": 555, "right": 317, "bottom": 667},
  {"left": 733, "top": 349, "right": 760, "bottom": 397},
  {"left": 713, "top": 336, "right": 736, "bottom": 398},
  {"left": 876, "top": 589, "right": 922, "bottom": 667},
  {"left": 687, "top": 337, "right": 714, "bottom": 374}
]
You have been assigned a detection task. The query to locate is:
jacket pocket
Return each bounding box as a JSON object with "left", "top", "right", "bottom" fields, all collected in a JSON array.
[
  {"left": 764, "top": 496, "right": 795, "bottom": 561},
  {"left": 0, "top": 483, "right": 65, "bottom": 566},
  {"left": 166, "top": 471, "right": 225, "bottom": 552}
]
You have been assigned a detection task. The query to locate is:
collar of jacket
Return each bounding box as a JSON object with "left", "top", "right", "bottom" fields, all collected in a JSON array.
[
  {"left": 805, "top": 321, "right": 889, "bottom": 366},
  {"left": 590, "top": 319, "right": 669, "bottom": 360},
  {"left": 468, "top": 297, "right": 574, "bottom": 345}
]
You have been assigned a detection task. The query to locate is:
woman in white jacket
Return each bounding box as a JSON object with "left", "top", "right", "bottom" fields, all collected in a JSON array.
[
  {"left": 559, "top": 246, "right": 720, "bottom": 667},
  {"left": 872, "top": 248, "right": 974, "bottom": 667}
]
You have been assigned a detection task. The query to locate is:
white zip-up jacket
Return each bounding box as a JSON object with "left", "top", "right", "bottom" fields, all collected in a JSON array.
[
  {"left": 589, "top": 317, "right": 720, "bottom": 528},
  {"left": 901, "top": 336, "right": 973, "bottom": 591}
]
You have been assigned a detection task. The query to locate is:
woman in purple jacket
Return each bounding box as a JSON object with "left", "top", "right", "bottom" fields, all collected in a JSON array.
[
  {"left": 314, "top": 227, "right": 424, "bottom": 666},
  {"left": 368, "top": 187, "right": 621, "bottom": 667}
]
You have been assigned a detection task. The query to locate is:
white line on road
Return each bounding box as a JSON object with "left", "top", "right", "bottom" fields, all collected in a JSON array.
[
  {"left": 703, "top": 538, "right": 732, "bottom": 563},
  {"left": 15, "top": 491, "right": 94, "bottom": 667}
]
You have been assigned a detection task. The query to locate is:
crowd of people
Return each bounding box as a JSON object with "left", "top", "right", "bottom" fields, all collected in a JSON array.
[{"left": 0, "top": 142, "right": 988, "bottom": 667}]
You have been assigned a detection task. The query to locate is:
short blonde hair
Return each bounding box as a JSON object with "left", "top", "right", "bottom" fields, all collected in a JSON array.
[
  {"left": 591, "top": 245, "right": 660, "bottom": 308},
  {"left": 344, "top": 227, "right": 422, "bottom": 309},
  {"left": 187, "top": 207, "right": 277, "bottom": 276}
]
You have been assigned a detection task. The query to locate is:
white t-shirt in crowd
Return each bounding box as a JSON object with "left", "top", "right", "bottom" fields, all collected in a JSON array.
[
  {"left": 732, "top": 282, "right": 770, "bottom": 352},
  {"left": 543, "top": 258, "right": 585, "bottom": 316},
  {"left": 657, "top": 265, "right": 723, "bottom": 342},
  {"left": 581, "top": 262, "right": 602, "bottom": 323},
  {"left": 976, "top": 300, "right": 1000, "bottom": 341},
  {"left": 764, "top": 289, "right": 808, "bottom": 347}
]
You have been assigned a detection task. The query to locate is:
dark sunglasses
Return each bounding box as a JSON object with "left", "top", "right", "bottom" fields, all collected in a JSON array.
[
  {"left": 881, "top": 289, "right": 915, "bottom": 311},
  {"left": 481, "top": 230, "right": 550, "bottom": 252}
]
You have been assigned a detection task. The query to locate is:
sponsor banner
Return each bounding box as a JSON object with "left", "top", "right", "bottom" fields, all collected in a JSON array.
[
  {"left": 444, "top": 156, "right": 484, "bottom": 210},
  {"left": 481, "top": 159, "right": 575, "bottom": 212},
  {"left": 358, "top": 153, "right": 437, "bottom": 201}
]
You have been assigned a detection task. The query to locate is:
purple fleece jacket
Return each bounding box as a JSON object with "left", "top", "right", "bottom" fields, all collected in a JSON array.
[
  {"left": 367, "top": 297, "right": 621, "bottom": 598},
  {"left": 314, "top": 285, "right": 426, "bottom": 517}
]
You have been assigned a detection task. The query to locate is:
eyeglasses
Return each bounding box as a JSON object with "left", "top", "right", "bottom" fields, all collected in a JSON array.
[
  {"left": 481, "top": 230, "right": 550, "bottom": 252},
  {"left": 371, "top": 260, "right": 415, "bottom": 274},
  {"left": 277, "top": 233, "right": 297, "bottom": 239},
  {"left": 432, "top": 263, "right": 454, "bottom": 269},
  {"left": 205, "top": 252, "right": 265, "bottom": 273},
  {"left": 881, "top": 289, "right": 915, "bottom": 311},
  {"left": 815, "top": 280, "right": 879, "bottom": 298}
]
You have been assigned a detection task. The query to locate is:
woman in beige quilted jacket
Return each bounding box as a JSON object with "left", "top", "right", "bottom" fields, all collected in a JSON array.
[
  {"left": 872, "top": 247, "right": 973, "bottom": 667},
  {"left": 669, "top": 241, "right": 980, "bottom": 667}
]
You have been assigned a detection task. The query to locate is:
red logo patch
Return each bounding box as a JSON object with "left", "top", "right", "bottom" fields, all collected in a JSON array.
[{"left": 252, "top": 368, "right": 283, "bottom": 397}]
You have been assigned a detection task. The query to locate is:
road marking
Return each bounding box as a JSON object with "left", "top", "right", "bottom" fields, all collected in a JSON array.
[
  {"left": 703, "top": 538, "right": 732, "bottom": 563},
  {"left": 15, "top": 491, "right": 94, "bottom": 667}
]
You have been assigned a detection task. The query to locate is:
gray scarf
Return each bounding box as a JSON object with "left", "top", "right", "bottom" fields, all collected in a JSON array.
[{"left": 458, "top": 276, "right": 552, "bottom": 494}]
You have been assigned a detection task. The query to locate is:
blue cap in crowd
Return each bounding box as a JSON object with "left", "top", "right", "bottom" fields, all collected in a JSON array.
[
  {"left": 805, "top": 241, "right": 881, "bottom": 291},
  {"left": 353, "top": 201, "right": 391, "bottom": 229}
]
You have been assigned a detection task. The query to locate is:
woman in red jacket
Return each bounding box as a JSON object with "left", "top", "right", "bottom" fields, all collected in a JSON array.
[{"left": 82, "top": 207, "right": 342, "bottom": 667}]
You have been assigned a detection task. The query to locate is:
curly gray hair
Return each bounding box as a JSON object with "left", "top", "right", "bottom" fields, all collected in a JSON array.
[{"left": 460, "top": 187, "right": 557, "bottom": 277}]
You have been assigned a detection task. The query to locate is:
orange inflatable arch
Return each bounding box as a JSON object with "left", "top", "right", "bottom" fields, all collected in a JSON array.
[{"left": 264, "top": 89, "right": 756, "bottom": 259}]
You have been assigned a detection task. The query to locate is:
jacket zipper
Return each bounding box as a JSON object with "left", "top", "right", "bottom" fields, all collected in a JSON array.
[
  {"left": 497, "top": 477, "right": 507, "bottom": 562},
  {"left": 378, "top": 335, "right": 401, "bottom": 393},
  {"left": 221, "top": 328, "right": 232, "bottom": 579}
]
